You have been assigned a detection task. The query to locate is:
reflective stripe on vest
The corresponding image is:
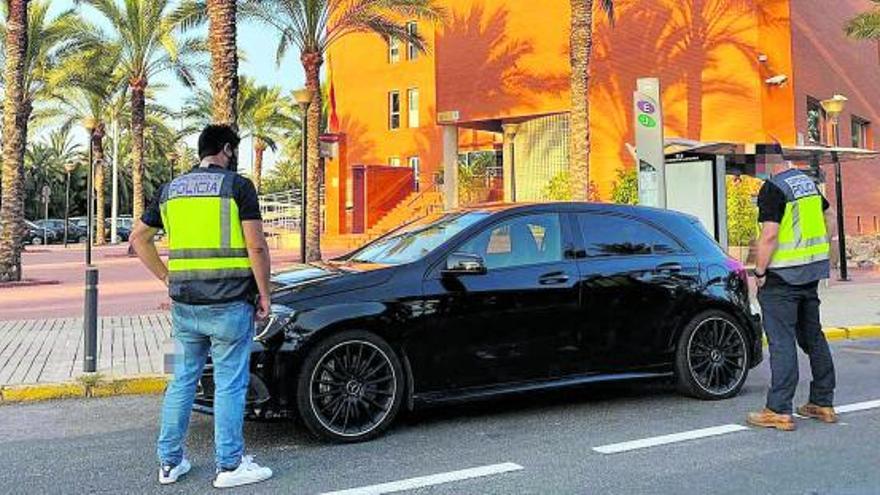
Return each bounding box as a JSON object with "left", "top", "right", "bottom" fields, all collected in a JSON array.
[
  {"left": 160, "top": 171, "right": 251, "bottom": 283},
  {"left": 768, "top": 171, "right": 830, "bottom": 270}
]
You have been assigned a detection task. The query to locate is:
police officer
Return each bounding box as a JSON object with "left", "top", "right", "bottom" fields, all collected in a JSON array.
[
  {"left": 130, "top": 125, "right": 273, "bottom": 488},
  {"left": 747, "top": 145, "right": 837, "bottom": 431}
]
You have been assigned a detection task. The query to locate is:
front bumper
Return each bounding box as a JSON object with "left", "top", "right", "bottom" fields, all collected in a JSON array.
[{"left": 192, "top": 364, "right": 272, "bottom": 415}]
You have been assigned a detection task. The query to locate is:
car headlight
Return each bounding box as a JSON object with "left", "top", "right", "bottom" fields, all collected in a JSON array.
[{"left": 254, "top": 304, "right": 296, "bottom": 341}]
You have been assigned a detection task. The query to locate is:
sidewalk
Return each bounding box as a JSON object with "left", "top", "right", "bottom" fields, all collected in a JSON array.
[{"left": 0, "top": 314, "right": 170, "bottom": 386}]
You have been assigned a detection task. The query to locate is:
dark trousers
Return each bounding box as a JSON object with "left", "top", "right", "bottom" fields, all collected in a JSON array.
[{"left": 758, "top": 281, "right": 836, "bottom": 414}]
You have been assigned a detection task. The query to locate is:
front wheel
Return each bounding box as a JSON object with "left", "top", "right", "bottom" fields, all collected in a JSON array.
[
  {"left": 296, "top": 330, "right": 404, "bottom": 443},
  {"left": 675, "top": 310, "right": 750, "bottom": 400}
]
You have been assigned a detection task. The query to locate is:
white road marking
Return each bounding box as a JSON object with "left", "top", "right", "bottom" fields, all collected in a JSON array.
[
  {"left": 320, "top": 463, "right": 524, "bottom": 495},
  {"left": 836, "top": 399, "right": 880, "bottom": 414},
  {"left": 592, "top": 424, "right": 749, "bottom": 454}
]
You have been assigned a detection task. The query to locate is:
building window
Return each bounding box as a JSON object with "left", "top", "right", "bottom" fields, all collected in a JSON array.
[
  {"left": 409, "top": 156, "right": 420, "bottom": 191},
  {"left": 806, "top": 96, "right": 827, "bottom": 144},
  {"left": 852, "top": 115, "right": 871, "bottom": 149},
  {"left": 388, "top": 36, "right": 400, "bottom": 63},
  {"left": 407, "top": 88, "right": 419, "bottom": 128},
  {"left": 389, "top": 91, "right": 400, "bottom": 130},
  {"left": 406, "top": 22, "right": 418, "bottom": 60},
  {"left": 388, "top": 157, "right": 401, "bottom": 167}
]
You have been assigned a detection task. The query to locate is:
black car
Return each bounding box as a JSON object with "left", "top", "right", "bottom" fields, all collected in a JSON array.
[
  {"left": 194, "top": 203, "right": 763, "bottom": 443},
  {"left": 23, "top": 220, "right": 58, "bottom": 245},
  {"left": 34, "top": 219, "right": 87, "bottom": 243}
]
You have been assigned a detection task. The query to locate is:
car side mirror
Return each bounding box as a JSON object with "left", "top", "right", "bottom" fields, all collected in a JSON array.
[{"left": 442, "top": 252, "right": 487, "bottom": 276}]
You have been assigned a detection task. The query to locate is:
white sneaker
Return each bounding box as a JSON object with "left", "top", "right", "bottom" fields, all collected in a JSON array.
[
  {"left": 213, "top": 455, "right": 273, "bottom": 489},
  {"left": 158, "top": 458, "right": 191, "bottom": 485}
]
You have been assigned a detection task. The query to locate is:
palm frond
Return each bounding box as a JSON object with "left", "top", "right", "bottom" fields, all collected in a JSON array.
[{"left": 845, "top": 10, "right": 880, "bottom": 39}]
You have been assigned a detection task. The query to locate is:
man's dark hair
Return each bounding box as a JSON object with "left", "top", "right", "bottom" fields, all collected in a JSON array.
[{"left": 198, "top": 124, "right": 241, "bottom": 159}]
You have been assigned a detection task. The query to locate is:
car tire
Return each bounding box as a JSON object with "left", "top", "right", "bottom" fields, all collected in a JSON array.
[
  {"left": 296, "top": 330, "right": 405, "bottom": 443},
  {"left": 674, "top": 310, "right": 749, "bottom": 400},
  {"left": 31, "top": 236, "right": 42, "bottom": 245}
]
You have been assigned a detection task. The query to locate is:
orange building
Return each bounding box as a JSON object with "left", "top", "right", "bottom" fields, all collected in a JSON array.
[{"left": 325, "top": 0, "right": 880, "bottom": 237}]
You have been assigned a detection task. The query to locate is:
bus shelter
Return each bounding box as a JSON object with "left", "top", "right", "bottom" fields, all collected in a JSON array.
[{"left": 663, "top": 140, "right": 878, "bottom": 280}]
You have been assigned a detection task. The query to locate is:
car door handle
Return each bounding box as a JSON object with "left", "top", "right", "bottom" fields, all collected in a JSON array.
[
  {"left": 538, "top": 272, "right": 570, "bottom": 285},
  {"left": 655, "top": 262, "right": 683, "bottom": 273}
]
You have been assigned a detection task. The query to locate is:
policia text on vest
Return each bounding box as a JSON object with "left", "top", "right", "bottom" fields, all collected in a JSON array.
[{"left": 159, "top": 169, "right": 257, "bottom": 305}]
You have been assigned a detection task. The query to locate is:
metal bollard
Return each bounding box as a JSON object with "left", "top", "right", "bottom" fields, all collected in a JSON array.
[{"left": 83, "top": 267, "right": 99, "bottom": 372}]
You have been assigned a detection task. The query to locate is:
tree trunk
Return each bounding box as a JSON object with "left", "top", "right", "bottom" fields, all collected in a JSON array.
[
  {"left": 0, "top": 0, "right": 29, "bottom": 282},
  {"left": 569, "top": 0, "right": 595, "bottom": 201},
  {"left": 130, "top": 81, "right": 147, "bottom": 221},
  {"left": 302, "top": 52, "right": 323, "bottom": 262},
  {"left": 92, "top": 124, "right": 107, "bottom": 246},
  {"left": 253, "top": 138, "right": 265, "bottom": 193},
  {"left": 208, "top": 0, "right": 239, "bottom": 129}
]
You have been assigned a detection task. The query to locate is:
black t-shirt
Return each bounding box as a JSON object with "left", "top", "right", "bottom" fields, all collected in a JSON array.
[
  {"left": 141, "top": 165, "right": 262, "bottom": 229},
  {"left": 757, "top": 179, "right": 830, "bottom": 287}
]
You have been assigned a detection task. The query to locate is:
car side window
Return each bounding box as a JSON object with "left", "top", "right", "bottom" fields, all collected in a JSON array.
[
  {"left": 576, "top": 213, "right": 681, "bottom": 257},
  {"left": 458, "top": 213, "right": 563, "bottom": 270}
]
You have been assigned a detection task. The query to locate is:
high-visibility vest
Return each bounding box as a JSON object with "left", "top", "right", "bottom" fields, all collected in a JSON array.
[
  {"left": 160, "top": 168, "right": 253, "bottom": 303},
  {"left": 767, "top": 169, "right": 830, "bottom": 271}
]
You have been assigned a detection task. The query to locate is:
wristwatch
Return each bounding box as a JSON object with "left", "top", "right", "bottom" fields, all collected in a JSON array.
[{"left": 753, "top": 269, "right": 766, "bottom": 279}]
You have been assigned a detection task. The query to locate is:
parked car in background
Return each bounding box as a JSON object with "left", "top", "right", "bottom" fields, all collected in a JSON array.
[
  {"left": 23, "top": 220, "right": 58, "bottom": 245},
  {"left": 33, "top": 219, "right": 87, "bottom": 244},
  {"left": 193, "top": 203, "right": 763, "bottom": 443},
  {"left": 106, "top": 218, "right": 131, "bottom": 242}
]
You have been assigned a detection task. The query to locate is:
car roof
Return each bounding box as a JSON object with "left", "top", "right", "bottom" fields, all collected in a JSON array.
[{"left": 455, "top": 201, "right": 696, "bottom": 223}]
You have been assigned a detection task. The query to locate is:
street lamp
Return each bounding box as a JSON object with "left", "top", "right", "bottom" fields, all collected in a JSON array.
[
  {"left": 820, "top": 94, "right": 848, "bottom": 146},
  {"left": 293, "top": 87, "right": 314, "bottom": 263},
  {"left": 820, "top": 94, "right": 849, "bottom": 281},
  {"left": 63, "top": 161, "right": 78, "bottom": 247}
]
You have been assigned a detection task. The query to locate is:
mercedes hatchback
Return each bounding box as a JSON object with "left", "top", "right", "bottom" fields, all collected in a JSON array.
[{"left": 194, "top": 202, "right": 763, "bottom": 443}]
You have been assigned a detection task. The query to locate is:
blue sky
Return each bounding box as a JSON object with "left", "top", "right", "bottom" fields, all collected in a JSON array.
[{"left": 51, "top": 0, "right": 307, "bottom": 174}]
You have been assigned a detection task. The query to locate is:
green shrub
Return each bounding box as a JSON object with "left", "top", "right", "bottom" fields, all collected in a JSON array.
[
  {"left": 542, "top": 170, "right": 573, "bottom": 201},
  {"left": 727, "top": 176, "right": 759, "bottom": 246},
  {"left": 610, "top": 168, "right": 639, "bottom": 205}
]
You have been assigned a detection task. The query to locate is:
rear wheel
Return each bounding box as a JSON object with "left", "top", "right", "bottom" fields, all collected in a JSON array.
[
  {"left": 296, "top": 330, "right": 404, "bottom": 443},
  {"left": 675, "top": 310, "right": 749, "bottom": 400}
]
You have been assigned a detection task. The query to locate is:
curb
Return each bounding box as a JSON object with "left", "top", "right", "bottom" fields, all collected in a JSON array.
[
  {"left": 0, "top": 374, "right": 168, "bottom": 405},
  {"left": 1, "top": 327, "right": 878, "bottom": 405}
]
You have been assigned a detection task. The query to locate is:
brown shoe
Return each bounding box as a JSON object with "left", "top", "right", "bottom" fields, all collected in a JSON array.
[
  {"left": 747, "top": 408, "right": 797, "bottom": 431},
  {"left": 797, "top": 403, "right": 838, "bottom": 423}
]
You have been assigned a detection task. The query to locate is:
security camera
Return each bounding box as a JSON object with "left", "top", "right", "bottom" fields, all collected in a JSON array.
[{"left": 765, "top": 74, "right": 789, "bottom": 86}]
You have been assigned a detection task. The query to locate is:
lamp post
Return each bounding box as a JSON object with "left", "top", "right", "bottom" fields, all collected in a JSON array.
[
  {"left": 63, "top": 161, "right": 77, "bottom": 247},
  {"left": 293, "top": 88, "right": 314, "bottom": 263},
  {"left": 820, "top": 94, "right": 849, "bottom": 281}
]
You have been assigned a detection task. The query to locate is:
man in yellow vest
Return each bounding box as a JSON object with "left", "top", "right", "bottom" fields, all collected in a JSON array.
[
  {"left": 747, "top": 144, "right": 837, "bottom": 431},
  {"left": 131, "top": 125, "right": 273, "bottom": 488}
]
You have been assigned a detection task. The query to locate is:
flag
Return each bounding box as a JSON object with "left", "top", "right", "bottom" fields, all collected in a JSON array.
[{"left": 327, "top": 53, "right": 340, "bottom": 133}]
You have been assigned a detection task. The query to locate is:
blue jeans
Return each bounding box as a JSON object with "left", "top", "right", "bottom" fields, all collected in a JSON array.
[
  {"left": 758, "top": 282, "right": 836, "bottom": 414},
  {"left": 157, "top": 300, "right": 254, "bottom": 470}
]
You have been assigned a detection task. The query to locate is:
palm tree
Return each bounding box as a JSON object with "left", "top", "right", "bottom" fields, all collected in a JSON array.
[
  {"left": 569, "top": 0, "right": 613, "bottom": 201},
  {"left": 77, "top": 0, "right": 205, "bottom": 221},
  {"left": 239, "top": 0, "right": 444, "bottom": 261},
  {"left": 55, "top": 47, "right": 125, "bottom": 245},
  {"left": 186, "top": 76, "right": 299, "bottom": 192},
  {"left": 0, "top": 0, "right": 29, "bottom": 281},
  {"left": 846, "top": 1, "right": 880, "bottom": 39}
]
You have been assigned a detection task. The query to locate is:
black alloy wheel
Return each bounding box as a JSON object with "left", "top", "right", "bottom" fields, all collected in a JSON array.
[
  {"left": 296, "top": 330, "right": 404, "bottom": 443},
  {"left": 675, "top": 310, "right": 749, "bottom": 400}
]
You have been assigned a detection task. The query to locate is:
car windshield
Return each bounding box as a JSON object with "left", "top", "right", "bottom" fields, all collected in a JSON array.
[{"left": 348, "top": 211, "right": 491, "bottom": 265}]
